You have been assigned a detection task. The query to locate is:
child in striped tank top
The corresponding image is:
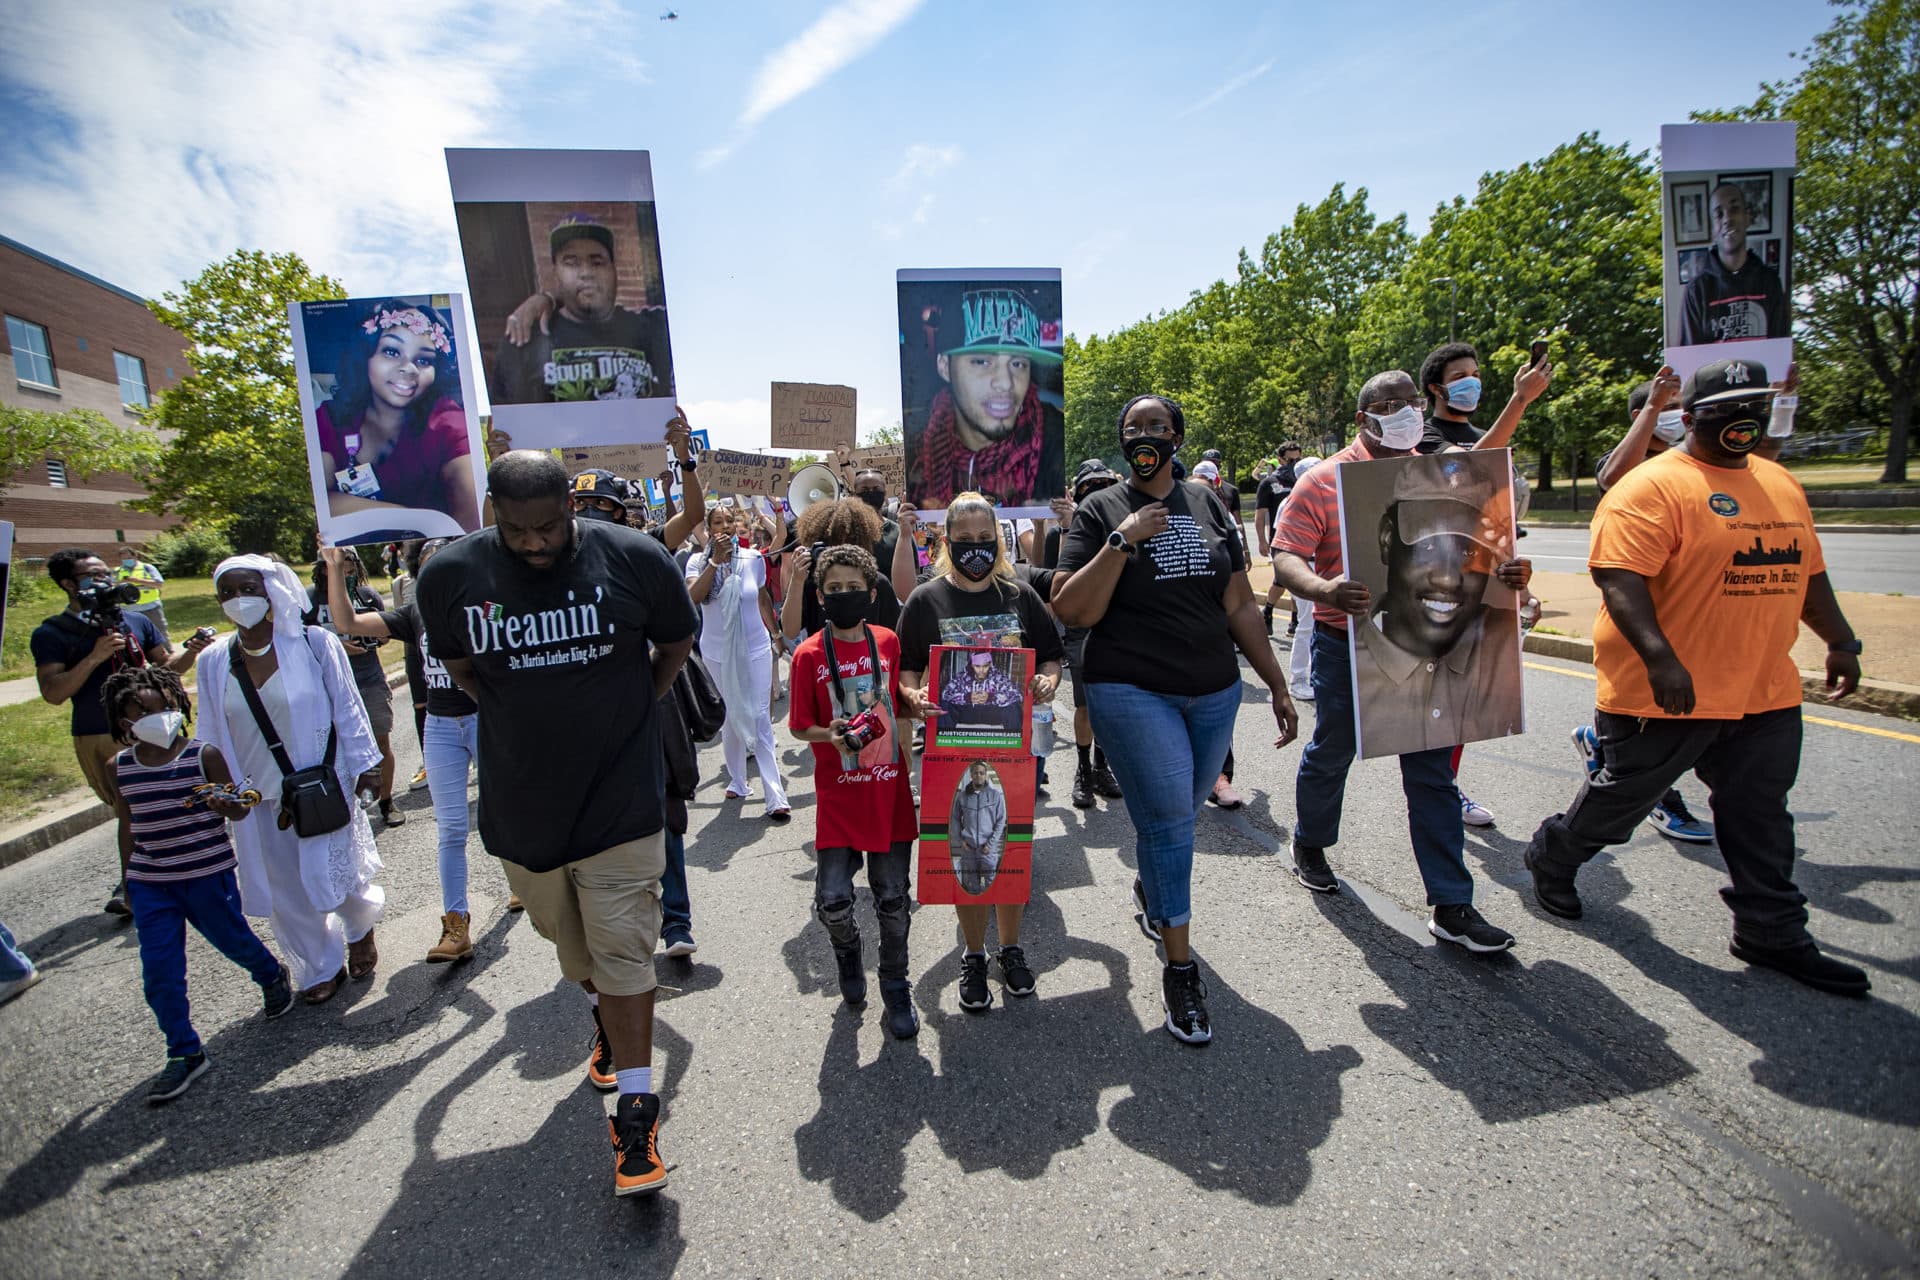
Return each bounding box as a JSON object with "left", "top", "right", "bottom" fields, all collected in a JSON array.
[{"left": 104, "top": 666, "right": 294, "bottom": 1105}]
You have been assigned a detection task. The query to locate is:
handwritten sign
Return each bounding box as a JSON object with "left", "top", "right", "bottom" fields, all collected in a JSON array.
[
  {"left": 707, "top": 448, "right": 791, "bottom": 499},
  {"left": 771, "top": 382, "right": 857, "bottom": 450},
  {"left": 852, "top": 447, "right": 906, "bottom": 493},
  {"left": 560, "top": 442, "right": 670, "bottom": 481}
]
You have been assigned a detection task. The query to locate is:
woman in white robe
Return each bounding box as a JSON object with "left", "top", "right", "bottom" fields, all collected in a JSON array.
[
  {"left": 196, "top": 555, "right": 385, "bottom": 1003},
  {"left": 685, "top": 506, "right": 790, "bottom": 820}
]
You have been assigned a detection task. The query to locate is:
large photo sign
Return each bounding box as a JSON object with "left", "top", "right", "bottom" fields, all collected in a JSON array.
[
  {"left": 288, "top": 293, "right": 488, "bottom": 546},
  {"left": 1660, "top": 122, "right": 1797, "bottom": 383},
  {"left": 897, "top": 269, "right": 1065, "bottom": 519},
  {"left": 918, "top": 643, "right": 1035, "bottom": 905},
  {"left": 447, "top": 148, "right": 677, "bottom": 449},
  {"left": 1335, "top": 451, "right": 1525, "bottom": 760}
]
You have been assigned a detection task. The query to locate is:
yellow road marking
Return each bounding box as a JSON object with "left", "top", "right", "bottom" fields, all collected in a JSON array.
[{"left": 1523, "top": 661, "right": 1920, "bottom": 744}]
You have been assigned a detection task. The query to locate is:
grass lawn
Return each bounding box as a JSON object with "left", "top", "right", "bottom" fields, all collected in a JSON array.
[{"left": 0, "top": 697, "right": 88, "bottom": 821}]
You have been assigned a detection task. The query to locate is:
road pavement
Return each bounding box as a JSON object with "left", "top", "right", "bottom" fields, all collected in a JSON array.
[
  {"left": 1520, "top": 526, "right": 1920, "bottom": 597},
  {"left": 0, "top": 648, "right": 1915, "bottom": 1278}
]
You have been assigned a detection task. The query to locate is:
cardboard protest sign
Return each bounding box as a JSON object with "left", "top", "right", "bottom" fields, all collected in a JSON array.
[
  {"left": 897, "top": 268, "right": 1065, "bottom": 518},
  {"left": 287, "top": 293, "right": 488, "bottom": 547},
  {"left": 851, "top": 446, "right": 907, "bottom": 493},
  {"left": 918, "top": 643, "right": 1034, "bottom": 905},
  {"left": 1660, "top": 123, "right": 1796, "bottom": 383},
  {"left": 771, "top": 382, "right": 857, "bottom": 451},
  {"left": 705, "top": 448, "right": 791, "bottom": 499},
  {"left": 1335, "top": 450, "right": 1524, "bottom": 761},
  {"left": 447, "top": 148, "right": 677, "bottom": 449},
  {"left": 559, "top": 442, "right": 670, "bottom": 483}
]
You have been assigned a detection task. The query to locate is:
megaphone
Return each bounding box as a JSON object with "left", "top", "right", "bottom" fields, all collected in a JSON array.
[{"left": 787, "top": 463, "right": 842, "bottom": 519}]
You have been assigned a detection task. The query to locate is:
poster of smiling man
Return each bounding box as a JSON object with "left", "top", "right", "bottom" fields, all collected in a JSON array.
[
  {"left": 1660, "top": 122, "right": 1796, "bottom": 383},
  {"left": 897, "top": 269, "right": 1066, "bottom": 518},
  {"left": 446, "top": 148, "right": 677, "bottom": 450},
  {"left": 289, "top": 293, "right": 487, "bottom": 546},
  {"left": 1335, "top": 450, "right": 1525, "bottom": 760}
]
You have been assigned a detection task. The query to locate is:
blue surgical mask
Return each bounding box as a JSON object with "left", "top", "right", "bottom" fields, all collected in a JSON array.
[
  {"left": 1445, "top": 377, "right": 1482, "bottom": 411},
  {"left": 120, "top": 557, "right": 136, "bottom": 569}
]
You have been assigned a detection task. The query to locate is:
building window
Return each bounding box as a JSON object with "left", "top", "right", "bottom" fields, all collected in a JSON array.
[
  {"left": 6, "top": 315, "right": 56, "bottom": 388},
  {"left": 114, "top": 351, "right": 150, "bottom": 407},
  {"left": 46, "top": 458, "right": 69, "bottom": 487}
]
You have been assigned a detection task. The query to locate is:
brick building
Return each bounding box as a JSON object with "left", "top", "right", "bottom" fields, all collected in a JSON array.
[{"left": 0, "top": 234, "right": 190, "bottom": 560}]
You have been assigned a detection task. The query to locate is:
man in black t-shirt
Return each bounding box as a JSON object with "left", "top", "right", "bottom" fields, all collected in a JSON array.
[
  {"left": 418, "top": 450, "right": 695, "bottom": 1197},
  {"left": 495, "top": 214, "right": 675, "bottom": 405},
  {"left": 1254, "top": 441, "right": 1302, "bottom": 635},
  {"left": 31, "top": 547, "right": 202, "bottom": 917}
]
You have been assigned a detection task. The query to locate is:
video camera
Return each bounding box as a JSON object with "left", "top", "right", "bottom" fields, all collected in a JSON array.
[{"left": 75, "top": 578, "right": 141, "bottom": 630}]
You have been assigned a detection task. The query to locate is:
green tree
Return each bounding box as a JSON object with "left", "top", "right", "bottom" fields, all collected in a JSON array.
[
  {"left": 1351, "top": 134, "right": 1662, "bottom": 489},
  {"left": 0, "top": 403, "right": 162, "bottom": 498},
  {"left": 135, "top": 250, "right": 345, "bottom": 556},
  {"left": 1721, "top": 0, "right": 1920, "bottom": 480},
  {"left": 860, "top": 422, "right": 904, "bottom": 447}
]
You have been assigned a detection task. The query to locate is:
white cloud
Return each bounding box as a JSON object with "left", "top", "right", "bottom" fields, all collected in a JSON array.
[
  {"left": 1175, "top": 59, "right": 1274, "bottom": 119},
  {"left": 886, "top": 143, "right": 960, "bottom": 191},
  {"left": 0, "top": 2, "right": 650, "bottom": 298},
  {"left": 702, "top": 0, "right": 925, "bottom": 166}
]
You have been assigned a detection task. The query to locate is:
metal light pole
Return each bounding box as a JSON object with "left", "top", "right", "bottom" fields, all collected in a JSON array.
[{"left": 1432, "top": 276, "right": 1457, "bottom": 343}]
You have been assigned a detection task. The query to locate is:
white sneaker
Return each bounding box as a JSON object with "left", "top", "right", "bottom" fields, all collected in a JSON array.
[
  {"left": 1460, "top": 794, "right": 1495, "bottom": 827},
  {"left": 1289, "top": 684, "right": 1316, "bottom": 702},
  {"left": 0, "top": 967, "right": 43, "bottom": 1006}
]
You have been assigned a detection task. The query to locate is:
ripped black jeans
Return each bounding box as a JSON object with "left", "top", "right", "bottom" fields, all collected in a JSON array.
[{"left": 814, "top": 842, "right": 913, "bottom": 982}]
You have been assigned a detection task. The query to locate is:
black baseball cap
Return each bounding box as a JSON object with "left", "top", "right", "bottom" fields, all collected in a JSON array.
[
  {"left": 550, "top": 213, "right": 615, "bottom": 261},
  {"left": 1072, "top": 459, "right": 1119, "bottom": 500},
  {"left": 1201, "top": 449, "right": 1224, "bottom": 463},
  {"left": 569, "top": 469, "right": 630, "bottom": 502},
  {"left": 934, "top": 284, "right": 1065, "bottom": 365},
  {"left": 1682, "top": 358, "right": 1772, "bottom": 411}
]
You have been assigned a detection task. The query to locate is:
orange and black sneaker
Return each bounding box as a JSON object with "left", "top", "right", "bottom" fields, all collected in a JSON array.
[
  {"left": 609, "top": 1092, "right": 668, "bottom": 1196},
  {"left": 586, "top": 1010, "right": 618, "bottom": 1092}
]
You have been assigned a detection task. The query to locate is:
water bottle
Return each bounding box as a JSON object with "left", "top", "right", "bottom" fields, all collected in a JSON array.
[{"left": 1031, "top": 703, "right": 1056, "bottom": 758}]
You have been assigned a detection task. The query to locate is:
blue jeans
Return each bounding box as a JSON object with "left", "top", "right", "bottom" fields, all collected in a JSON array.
[
  {"left": 0, "top": 920, "right": 31, "bottom": 983},
  {"left": 127, "top": 870, "right": 283, "bottom": 1058},
  {"left": 661, "top": 827, "right": 692, "bottom": 942},
  {"left": 423, "top": 712, "right": 479, "bottom": 915},
  {"left": 1295, "top": 627, "right": 1473, "bottom": 907},
  {"left": 1086, "top": 679, "right": 1242, "bottom": 929}
]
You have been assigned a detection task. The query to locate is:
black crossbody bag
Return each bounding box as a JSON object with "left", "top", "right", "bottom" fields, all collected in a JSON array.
[{"left": 230, "top": 633, "right": 352, "bottom": 837}]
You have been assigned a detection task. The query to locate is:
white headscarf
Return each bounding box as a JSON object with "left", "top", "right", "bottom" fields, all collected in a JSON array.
[{"left": 213, "top": 553, "right": 309, "bottom": 639}]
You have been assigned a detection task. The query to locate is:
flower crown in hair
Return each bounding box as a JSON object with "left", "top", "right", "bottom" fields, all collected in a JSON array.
[{"left": 362, "top": 308, "right": 451, "bottom": 354}]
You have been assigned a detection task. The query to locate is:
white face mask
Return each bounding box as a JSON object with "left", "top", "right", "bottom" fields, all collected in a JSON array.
[
  {"left": 131, "top": 710, "right": 184, "bottom": 748},
  {"left": 222, "top": 596, "right": 270, "bottom": 628},
  {"left": 1654, "top": 410, "right": 1687, "bottom": 444},
  {"left": 1366, "top": 404, "right": 1427, "bottom": 451}
]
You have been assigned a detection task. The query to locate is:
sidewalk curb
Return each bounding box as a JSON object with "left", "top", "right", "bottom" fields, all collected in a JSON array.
[
  {"left": 1522, "top": 523, "right": 1919, "bottom": 535},
  {"left": 1522, "top": 632, "right": 1920, "bottom": 720},
  {"left": 0, "top": 667, "right": 411, "bottom": 870}
]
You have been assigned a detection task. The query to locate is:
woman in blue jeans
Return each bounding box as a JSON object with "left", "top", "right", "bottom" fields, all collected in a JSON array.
[
  {"left": 321, "top": 541, "right": 480, "bottom": 964},
  {"left": 1054, "top": 394, "right": 1298, "bottom": 1044}
]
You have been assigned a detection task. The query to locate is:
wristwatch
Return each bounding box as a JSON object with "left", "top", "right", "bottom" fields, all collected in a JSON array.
[
  {"left": 1106, "top": 529, "right": 1134, "bottom": 556},
  {"left": 679, "top": 454, "right": 697, "bottom": 471},
  {"left": 1830, "top": 637, "right": 1863, "bottom": 655}
]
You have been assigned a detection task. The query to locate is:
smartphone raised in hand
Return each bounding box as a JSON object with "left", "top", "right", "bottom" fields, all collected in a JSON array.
[{"left": 1529, "top": 339, "right": 1550, "bottom": 368}]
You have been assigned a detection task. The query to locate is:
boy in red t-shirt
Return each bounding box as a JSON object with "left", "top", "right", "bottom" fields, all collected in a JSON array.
[{"left": 789, "top": 546, "right": 929, "bottom": 1039}]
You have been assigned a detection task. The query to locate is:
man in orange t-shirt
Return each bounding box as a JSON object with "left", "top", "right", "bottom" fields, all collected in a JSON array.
[{"left": 1522, "top": 359, "right": 1868, "bottom": 997}]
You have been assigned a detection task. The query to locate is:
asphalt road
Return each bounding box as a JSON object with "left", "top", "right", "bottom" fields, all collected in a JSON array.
[
  {"left": 1521, "top": 526, "right": 1920, "bottom": 596},
  {"left": 0, "top": 648, "right": 1916, "bottom": 1279}
]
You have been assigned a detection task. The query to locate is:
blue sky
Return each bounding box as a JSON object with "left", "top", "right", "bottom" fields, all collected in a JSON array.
[{"left": 0, "top": 0, "right": 1830, "bottom": 450}]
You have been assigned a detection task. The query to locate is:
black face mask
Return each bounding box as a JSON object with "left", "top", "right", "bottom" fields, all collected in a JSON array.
[
  {"left": 1124, "top": 436, "right": 1176, "bottom": 480},
  {"left": 821, "top": 589, "right": 869, "bottom": 629},
  {"left": 575, "top": 503, "right": 623, "bottom": 523},
  {"left": 1698, "top": 409, "right": 1764, "bottom": 454},
  {"left": 949, "top": 539, "right": 997, "bottom": 581},
  {"left": 855, "top": 489, "right": 886, "bottom": 512}
]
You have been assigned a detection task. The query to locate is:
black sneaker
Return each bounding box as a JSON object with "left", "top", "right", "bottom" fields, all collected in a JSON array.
[
  {"left": 104, "top": 883, "right": 131, "bottom": 918},
  {"left": 1730, "top": 938, "right": 1871, "bottom": 997},
  {"left": 378, "top": 799, "right": 406, "bottom": 827},
  {"left": 1092, "top": 760, "right": 1124, "bottom": 800},
  {"left": 1071, "top": 763, "right": 1095, "bottom": 809},
  {"left": 261, "top": 966, "right": 294, "bottom": 1020},
  {"left": 147, "top": 1053, "right": 209, "bottom": 1105},
  {"left": 1286, "top": 614, "right": 1299, "bottom": 638},
  {"left": 833, "top": 942, "right": 867, "bottom": 1008},
  {"left": 1291, "top": 841, "right": 1339, "bottom": 893},
  {"left": 1262, "top": 605, "right": 1273, "bottom": 636},
  {"left": 997, "top": 945, "right": 1035, "bottom": 997},
  {"left": 879, "top": 979, "right": 919, "bottom": 1039},
  {"left": 1524, "top": 846, "right": 1583, "bottom": 920},
  {"left": 958, "top": 953, "right": 993, "bottom": 1011},
  {"left": 1131, "top": 878, "right": 1162, "bottom": 943},
  {"left": 610, "top": 1092, "right": 668, "bottom": 1196},
  {"left": 1161, "top": 962, "right": 1212, "bottom": 1045},
  {"left": 1429, "top": 903, "right": 1515, "bottom": 954},
  {"left": 587, "top": 1009, "right": 617, "bottom": 1092}
]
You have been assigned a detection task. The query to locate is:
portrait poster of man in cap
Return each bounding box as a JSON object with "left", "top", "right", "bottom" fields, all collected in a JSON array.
[
  {"left": 1336, "top": 450, "right": 1525, "bottom": 760},
  {"left": 897, "top": 269, "right": 1067, "bottom": 518},
  {"left": 446, "top": 148, "right": 678, "bottom": 449}
]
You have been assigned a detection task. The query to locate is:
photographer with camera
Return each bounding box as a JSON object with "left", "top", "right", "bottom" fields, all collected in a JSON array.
[{"left": 31, "top": 548, "right": 208, "bottom": 917}]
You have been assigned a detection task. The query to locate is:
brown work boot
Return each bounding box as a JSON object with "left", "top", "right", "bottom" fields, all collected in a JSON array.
[{"left": 426, "top": 911, "right": 473, "bottom": 964}]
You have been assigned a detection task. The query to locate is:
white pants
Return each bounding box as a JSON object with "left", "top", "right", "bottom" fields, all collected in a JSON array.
[
  {"left": 1288, "top": 595, "right": 1314, "bottom": 695},
  {"left": 714, "top": 642, "right": 789, "bottom": 813},
  {"left": 260, "top": 826, "right": 383, "bottom": 990}
]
